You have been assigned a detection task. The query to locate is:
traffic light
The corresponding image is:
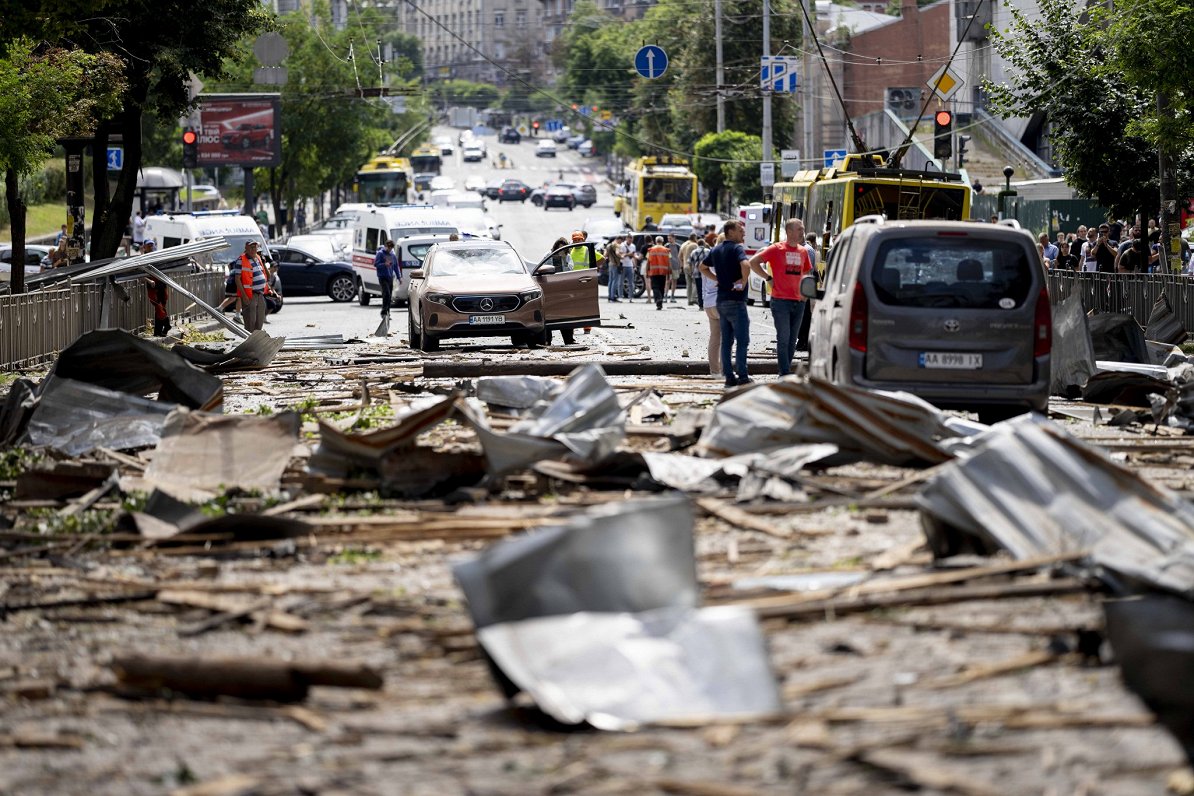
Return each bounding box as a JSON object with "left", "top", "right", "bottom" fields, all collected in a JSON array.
[
  {"left": 933, "top": 110, "right": 952, "bottom": 161},
  {"left": 957, "top": 134, "right": 971, "bottom": 167},
  {"left": 531, "top": 120, "right": 540, "bottom": 136},
  {"left": 181, "top": 128, "right": 199, "bottom": 168}
]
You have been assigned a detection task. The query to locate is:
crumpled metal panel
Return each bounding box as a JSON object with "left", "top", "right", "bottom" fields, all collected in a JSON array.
[
  {"left": 454, "top": 496, "right": 698, "bottom": 629},
  {"left": 1050, "top": 293, "right": 1096, "bottom": 398},
  {"left": 172, "top": 330, "right": 286, "bottom": 373},
  {"left": 26, "top": 378, "right": 177, "bottom": 456},
  {"left": 640, "top": 443, "right": 838, "bottom": 495},
  {"left": 698, "top": 378, "right": 953, "bottom": 467},
  {"left": 310, "top": 394, "right": 460, "bottom": 475},
  {"left": 477, "top": 605, "right": 782, "bottom": 730},
  {"left": 476, "top": 375, "right": 562, "bottom": 411},
  {"left": 918, "top": 415, "right": 1194, "bottom": 595}
]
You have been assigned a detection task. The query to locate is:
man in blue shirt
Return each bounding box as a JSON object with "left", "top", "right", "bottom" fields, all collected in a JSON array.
[
  {"left": 700, "top": 220, "right": 753, "bottom": 387},
  {"left": 373, "top": 239, "right": 399, "bottom": 316}
]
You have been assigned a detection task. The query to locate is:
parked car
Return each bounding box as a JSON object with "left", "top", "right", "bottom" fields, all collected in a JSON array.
[
  {"left": 801, "top": 218, "right": 1049, "bottom": 423},
  {"left": 464, "top": 175, "right": 487, "bottom": 192},
  {"left": 497, "top": 179, "right": 531, "bottom": 203},
  {"left": 551, "top": 127, "right": 571, "bottom": 143},
  {"left": 226, "top": 243, "right": 356, "bottom": 303},
  {"left": 429, "top": 175, "right": 456, "bottom": 192},
  {"left": 577, "top": 140, "right": 596, "bottom": 157},
  {"left": 483, "top": 177, "right": 505, "bottom": 199},
  {"left": 543, "top": 185, "right": 577, "bottom": 211},
  {"left": 407, "top": 238, "right": 600, "bottom": 350},
  {"left": 657, "top": 213, "right": 695, "bottom": 239},
  {"left": 571, "top": 183, "right": 597, "bottom": 208},
  {"left": 221, "top": 123, "right": 271, "bottom": 150},
  {"left": 536, "top": 140, "right": 558, "bottom": 158},
  {"left": 565, "top": 134, "right": 585, "bottom": 150},
  {"left": 462, "top": 144, "right": 485, "bottom": 162},
  {"left": 0, "top": 244, "right": 53, "bottom": 268},
  {"left": 499, "top": 126, "right": 521, "bottom": 144},
  {"left": 434, "top": 135, "right": 454, "bottom": 155}
]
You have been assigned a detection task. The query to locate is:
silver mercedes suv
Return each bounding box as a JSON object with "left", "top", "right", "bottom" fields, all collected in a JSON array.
[{"left": 800, "top": 218, "right": 1050, "bottom": 422}]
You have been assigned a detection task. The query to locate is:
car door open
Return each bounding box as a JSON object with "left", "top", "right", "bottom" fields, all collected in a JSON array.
[{"left": 533, "top": 243, "right": 601, "bottom": 330}]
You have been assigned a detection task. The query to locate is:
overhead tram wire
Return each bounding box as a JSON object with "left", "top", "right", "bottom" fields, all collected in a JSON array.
[
  {"left": 796, "top": 0, "right": 866, "bottom": 154},
  {"left": 887, "top": 0, "right": 988, "bottom": 167}
]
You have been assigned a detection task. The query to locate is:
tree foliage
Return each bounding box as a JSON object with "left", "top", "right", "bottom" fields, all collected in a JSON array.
[
  {"left": 985, "top": 0, "right": 1194, "bottom": 218},
  {"left": 694, "top": 131, "right": 763, "bottom": 211}
]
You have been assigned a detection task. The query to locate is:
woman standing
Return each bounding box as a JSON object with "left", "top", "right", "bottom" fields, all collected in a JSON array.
[{"left": 700, "top": 232, "right": 721, "bottom": 377}]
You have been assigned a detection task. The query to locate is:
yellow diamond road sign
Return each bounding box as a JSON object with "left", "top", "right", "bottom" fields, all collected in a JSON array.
[{"left": 927, "top": 64, "right": 963, "bottom": 102}]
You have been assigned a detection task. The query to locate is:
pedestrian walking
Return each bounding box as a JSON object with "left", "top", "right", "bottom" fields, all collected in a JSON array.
[
  {"left": 142, "top": 240, "right": 171, "bottom": 337},
  {"left": 374, "top": 239, "right": 400, "bottom": 317},
  {"left": 606, "top": 235, "right": 624, "bottom": 302},
  {"left": 679, "top": 233, "right": 699, "bottom": 305},
  {"left": 666, "top": 234, "right": 681, "bottom": 302},
  {"left": 237, "top": 240, "right": 268, "bottom": 332},
  {"left": 701, "top": 233, "right": 722, "bottom": 377},
  {"left": 646, "top": 236, "right": 671, "bottom": 310},
  {"left": 132, "top": 212, "right": 145, "bottom": 249},
  {"left": 689, "top": 233, "right": 713, "bottom": 310},
  {"left": 749, "top": 219, "right": 813, "bottom": 377},
  {"left": 701, "top": 220, "right": 753, "bottom": 387},
  {"left": 618, "top": 235, "right": 637, "bottom": 302}
]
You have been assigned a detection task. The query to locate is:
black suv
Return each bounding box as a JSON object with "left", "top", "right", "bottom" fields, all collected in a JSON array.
[{"left": 499, "top": 126, "right": 521, "bottom": 144}]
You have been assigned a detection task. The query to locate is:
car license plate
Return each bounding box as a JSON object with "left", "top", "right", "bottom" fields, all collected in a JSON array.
[
  {"left": 469, "top": 314, "right": 505, "bottom": 325},
  {"left": 919, "top": 352, "right": 983, "bottom": 369}
]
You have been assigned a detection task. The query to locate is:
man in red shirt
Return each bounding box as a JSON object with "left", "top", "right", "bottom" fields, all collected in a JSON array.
[{"left": 749, "top": 219, "right": 812, "bottom": 377}]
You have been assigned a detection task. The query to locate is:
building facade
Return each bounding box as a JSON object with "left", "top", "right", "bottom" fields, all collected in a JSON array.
[{"left": 400, "top": 0, "right": 548, "bottom": 85}]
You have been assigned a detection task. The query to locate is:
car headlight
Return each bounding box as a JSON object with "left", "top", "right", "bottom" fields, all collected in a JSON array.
[
  {"left": 520, "top": 288, "right": 542, "bottom": 302},
  {"left": 425, "top": 292, "right": 451, "bottom": 305}
]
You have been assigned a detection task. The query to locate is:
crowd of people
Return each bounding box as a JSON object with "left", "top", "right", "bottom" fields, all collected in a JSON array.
[{"left": 1034, "top": 220, "right": 1192, "bottom": 274}]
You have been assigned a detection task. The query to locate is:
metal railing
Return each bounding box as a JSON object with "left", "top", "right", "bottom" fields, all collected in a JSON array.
[
  {"left": 0, "top": 270, "right": 224, "bottom": 371},
  {"left": 1047, "top": 270, "right": 1194, "bottom": 333}
]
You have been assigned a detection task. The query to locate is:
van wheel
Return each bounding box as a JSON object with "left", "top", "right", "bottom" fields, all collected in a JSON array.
[
  {"left": 977, "top": 406, "right": 1024, "bottom": 425},
  {"left": 357, "top": 284, "right": 371, "bottom": 306},
  {"left": 328, "top": 274, "right": 356, "bottom": 302}
]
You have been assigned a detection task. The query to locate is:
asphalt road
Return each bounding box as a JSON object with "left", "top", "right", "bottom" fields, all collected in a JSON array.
[{"left": 260, "top": 127, "right": 785, "bottom": 367}]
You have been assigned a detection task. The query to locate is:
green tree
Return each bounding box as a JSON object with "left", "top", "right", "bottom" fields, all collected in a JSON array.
[
  {"left": 0, "top": 39, "right": 124, "bottom": 293},
  {"left": 985, "top": 0, "right": 1194, "bottom": 220},
  {"left": 694, "top": 130, "right": 763, "bottom": 212},
  {"left": 430, "top": 79, "right": 501, "bottom": 109}
]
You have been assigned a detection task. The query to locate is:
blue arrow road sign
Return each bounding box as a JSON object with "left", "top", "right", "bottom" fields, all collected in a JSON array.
[
  {"left": 823, "top": 149, "right": 848, "bottom": 168},
  {"left": 761, "top": 56, "right": 799, "bottom": 93},
  {"left": 106, "top": 146, "right": 123, "bottom": 171},
  {"left": 634, "top": 45, "right": 668, "bottom": 80},
  {"left": 545, "top": 119, "right": 563, "bottom": 132}
]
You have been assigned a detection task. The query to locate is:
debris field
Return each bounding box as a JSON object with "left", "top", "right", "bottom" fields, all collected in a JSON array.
[{"left": 3, "top": 326, "right": 1194, "bottom": 796}]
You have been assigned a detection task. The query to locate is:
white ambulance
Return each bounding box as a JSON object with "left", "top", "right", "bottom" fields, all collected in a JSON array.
[
  {"left": 739, "top": 202, "right": 775, "bottom": 305},
  {"left": 142, "top": 210, "right": 269, "bottom": 267},
  {"left": 352, "top": 206, "right": 461, "bottom": 305}
]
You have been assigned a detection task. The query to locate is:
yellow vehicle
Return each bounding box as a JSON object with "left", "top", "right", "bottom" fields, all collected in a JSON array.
[
  {"left": 623, "top": 155, "right": 698, "bottom": 232},
  {"left": 354, "top": 155, "right": 412, "bottom": 204},
  {"left": 409, "top": 145, "right": 443, "bottom": 176},
  {"left": 770, "top": 154, "right": 971, "bottom": 254}
]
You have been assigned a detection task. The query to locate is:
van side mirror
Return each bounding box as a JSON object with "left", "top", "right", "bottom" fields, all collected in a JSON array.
[
  {"left": 800, "top": 274, "right": 823, "bottom": 301},
  {"left": 409, "top": 269, "right": 425, "bottom": 280}
]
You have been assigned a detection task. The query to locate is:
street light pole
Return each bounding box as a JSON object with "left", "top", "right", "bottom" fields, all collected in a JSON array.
[
  {"left": 715, "top": 0, "right": 725, "bottom": 132},
  {"left": 761, "top": 0, "right": 773, "bottom": 165}
]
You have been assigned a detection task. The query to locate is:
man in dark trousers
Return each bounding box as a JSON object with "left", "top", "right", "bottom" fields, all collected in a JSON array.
[
  {"left": 142, "top": 240, "right": 171, "bottom": 337},
  {"left": 373, "top": 239, "right": 400, "bottom": 317},
  {"left": 700, "top": 220, "right": 753, "bottom": 388}
]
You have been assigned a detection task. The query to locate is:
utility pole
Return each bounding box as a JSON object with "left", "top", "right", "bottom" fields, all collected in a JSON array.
[
  {"left": 801, "top": 0, "right": 813, "bottom": 164},
  {"left": 1158, "top": 93, "right": 1177, "bottom": 273},
  {"left": 715, "top": 0, "right": 725, "bottom": 132},
  {"left": 761, "top": 0, "right": 773, "bottom": 164}
]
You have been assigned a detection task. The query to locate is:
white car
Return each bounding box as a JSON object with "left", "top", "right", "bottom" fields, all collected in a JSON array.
[
  {"left": 536, "top": 140, "right": 558, "bottom": 158},
  {"left": 434, "top": 135, "right": 453, "bottom": 155},
  {"left": 429, "top": 175, "right": 456, "bottom": 192},
  {"left": 464, "top": 175, "right": 487, "bottom": 192},
  {"left": 462, "top": 144, "right": 485, "bottom": 162},
  {"left": 285, "top": 234, "right": 348, "bottom": 262}
]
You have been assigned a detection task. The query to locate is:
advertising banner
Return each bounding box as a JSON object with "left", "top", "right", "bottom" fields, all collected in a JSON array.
[{"left": 196, "top": 94, "right": 281, "bottom": 167}]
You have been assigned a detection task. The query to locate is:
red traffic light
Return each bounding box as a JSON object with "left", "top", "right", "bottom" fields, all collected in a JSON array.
[
  {"left": 532, "top": 121, "right": 540, "bottom": 129},
  {"left": 934, "top": 110, "right": 952, "bottom": 127},
  {"left": 182, "top": 129, "right": 198, "bottom": 145}
]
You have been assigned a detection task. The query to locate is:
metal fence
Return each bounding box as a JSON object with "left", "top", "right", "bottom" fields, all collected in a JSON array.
[
  {"left": 1047, "top": 270, "right": 1194, "bottom": 333},
  {"left": 0, "top": 270, "right": 224, "bottom": 371}
]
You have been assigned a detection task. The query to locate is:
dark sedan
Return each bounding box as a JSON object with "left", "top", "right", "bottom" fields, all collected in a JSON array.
[
  {"left": 499, "top": 126, "right": 521, "bottom": 143},
  {"left": 497, "top": 179, "right": 531, "bottom": 203},
  {"left": 483, "top": 177, "right": 505, "bottom": 199},
  {"left": 543, "top": 186, "right": 576, "bottom": 211},
  {"left": 226, "top": 245, "right": 357, "bottom": 303}
]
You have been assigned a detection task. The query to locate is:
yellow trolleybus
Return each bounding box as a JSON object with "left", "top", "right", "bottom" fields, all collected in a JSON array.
[
  {"left": 623, "top": 155, "right": 698, "bottom": 232},
  {"left": 354, "top": 154, "right": 412, "bottom": 204}
]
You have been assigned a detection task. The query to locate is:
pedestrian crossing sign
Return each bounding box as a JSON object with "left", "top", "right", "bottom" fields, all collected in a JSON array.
[{"left": 927, "top": 64, "right": 963, "bottom": 102}]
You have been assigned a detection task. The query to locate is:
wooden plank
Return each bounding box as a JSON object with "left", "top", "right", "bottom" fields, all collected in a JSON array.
[
  {"left": 696, "top": 497, "right": 832, "bottom": 540},
  {"left": 922, "top": 650, "right": 1058, "bottom": 690}
]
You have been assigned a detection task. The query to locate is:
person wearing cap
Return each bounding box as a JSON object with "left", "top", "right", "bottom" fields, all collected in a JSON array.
[
  {"left": 641, "top": 215, "right": 658, "bottom": 232},
  {"left": 568, "top": 230, "right": 589, "bottom": 270},
  {"left": 646, "top": 235, "right": 671, "bottom": 310},
  {"left": 141, "top": 239, "right": 171, "bottom": 337},
  {"left": 237, "top": 240, "right": 268, "bottom": 332}
]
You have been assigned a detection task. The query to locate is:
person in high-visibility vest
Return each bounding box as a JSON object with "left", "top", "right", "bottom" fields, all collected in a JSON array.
[
  {"left": 142, "top": 239, "right": 171, "bottom": 337},
  {"left": 646, "top": 236, "right": 671, "bottom": 310},
  {"left": 237, "top": 240, "right": 268, "bottom": 332}
]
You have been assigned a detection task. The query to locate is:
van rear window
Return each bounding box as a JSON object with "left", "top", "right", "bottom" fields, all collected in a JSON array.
[{"left": 870, "top": 238, "right": 1034, "bottom": 309}]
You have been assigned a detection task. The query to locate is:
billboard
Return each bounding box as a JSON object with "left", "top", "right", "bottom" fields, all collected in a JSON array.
[{"left": 195, "top": 94, "right": 281, "bottom": 167}]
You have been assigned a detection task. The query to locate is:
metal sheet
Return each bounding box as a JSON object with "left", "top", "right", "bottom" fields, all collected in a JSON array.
[
  {"left": 1050, "top": 292, "right": 1096, "bottom": 398},
  {"left": 453, "top": 496, "right": 698, "bottom": 630},
  {"left": 310, "top": 394, "right": 459, "bottom": 474},
  {"left": 26, "top": 378, "right": 177, "bottom": 455},
  {"left": 918, "top": 415, "right": 1194, "bottom": 595},
  {"left": 476, "top": 605, "right": 782, "bottom": 730},
  {"left": 476, "top": 375, "right": 562, "bottom": 411},
  {"left": 172, "top": 330, "right": 285, "bottom": 373}
]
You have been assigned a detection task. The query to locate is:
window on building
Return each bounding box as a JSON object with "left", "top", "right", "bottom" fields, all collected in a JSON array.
[
  {"left": 516, "top": 9, "right": 526, "bottom": 26},
  {"left": 494, "top": 10, "right": 504, "bottom": 27}
]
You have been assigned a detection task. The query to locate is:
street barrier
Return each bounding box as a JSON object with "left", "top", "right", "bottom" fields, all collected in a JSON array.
[
  {"left": 0, "top": 270, "right": 224, "bottom": 371},
  {"left": 1047, "top": 271, "right": 1194, "bottom": 334}
]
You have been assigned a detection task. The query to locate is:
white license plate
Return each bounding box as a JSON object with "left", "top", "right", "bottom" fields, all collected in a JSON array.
[
  {"left": 468, "top": 314, "right": 505, "bottom": 325},
  {"left": 919, "top": 352, "right": 983, "bottom": 369}
]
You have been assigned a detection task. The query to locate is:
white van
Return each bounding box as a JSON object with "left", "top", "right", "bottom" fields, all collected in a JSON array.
[
  {"left": 444, "top": 208, "right": 501, "bottom": 240},
  {"left": 143, "top": 211, "right": 268, "bottom": 267},
  {"left": 352, "top": 206, "right": 461, "bottom": 304}
]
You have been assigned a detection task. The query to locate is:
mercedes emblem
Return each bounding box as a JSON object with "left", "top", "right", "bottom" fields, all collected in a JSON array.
[
  {"left": 943, "top": 319, "right": 961, "bottom": 333},
  {"left": 480, "top": 297, "right": 494, "bottom": 311}
]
